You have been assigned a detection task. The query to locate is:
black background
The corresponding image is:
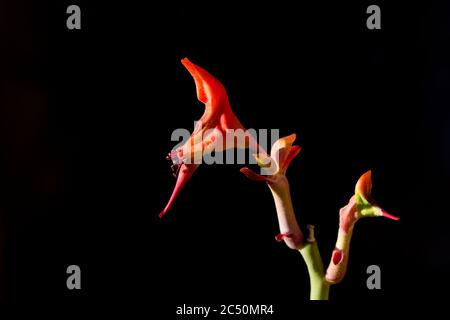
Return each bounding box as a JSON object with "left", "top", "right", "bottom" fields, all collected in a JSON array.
[{"left": 1, "top": 0, "right": 449, "bottom": 315}]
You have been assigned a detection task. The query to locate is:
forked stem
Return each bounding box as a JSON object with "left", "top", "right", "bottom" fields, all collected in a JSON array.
[{"left": 299, "top": 225, "right": 330, "bottom": 300}]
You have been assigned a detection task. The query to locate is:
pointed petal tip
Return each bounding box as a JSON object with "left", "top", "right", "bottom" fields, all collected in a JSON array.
[
  {"left": 180, "top": 57, "right": 190, "bottom": 65},
  {"left": 240, "top": 167, "right": 268, "bottom": 182},
  {"left": 382, "top": 210, "right": 400, "bottom": 221},
  {"left": 181, "top": 58, "right": 197, "bottom": 75},
  {"left": 159, "top": 204, "right": 172, "bottom": 219},
  {"left": 180, "top": 58, "right": 191, "bottom": 70},
  {"left": 285, "top": 133, "right": 296, "bottom": 142},
  {"left": 159, "top": 163, "right": 199, "bottom": 220},
  {"left": 279, "top": 133, "right": 297, "bottom": 147}
]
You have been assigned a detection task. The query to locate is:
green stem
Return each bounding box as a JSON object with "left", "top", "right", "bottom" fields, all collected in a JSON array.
[{"left": 299, "top": 228, "right": 330, "bottom": 300}]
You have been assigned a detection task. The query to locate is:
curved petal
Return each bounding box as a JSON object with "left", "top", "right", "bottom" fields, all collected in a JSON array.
[
  {"left": 240, "top": 167, "right": 270, "bottom": 183},
  {"left": 181, "top": 58, "right": 227, "bottom": 123},
  {"left": 355, "top": 170, "right": 373, "bottom": 203},
  {"left": 161, "top": 58, "right": 265, "bottom": 217},
  {"left": 281, "top": 145, "right": 302, "bottom": 173},
  {"left": 270, "top": 134, "right": 296, "bottom": 172},
  {"left": 181, "top": 58, "right": 225, "bottom": 105},
  {"left": 180, "top": 58, "right": 256, "bottom": 153},
  {"left": 381, "top": 209, "right": 400, "bottom": 221},
  {"left": 159, "top": 164, "right": 199, "bottom": 218}
]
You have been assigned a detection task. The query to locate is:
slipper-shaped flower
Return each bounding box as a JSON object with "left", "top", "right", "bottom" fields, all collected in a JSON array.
[
  {"left": 160, "top": 58, "right": 259, "bottom": 218},
  {"left": 325, "top": 170, "right": 399, "bottom": 284}
]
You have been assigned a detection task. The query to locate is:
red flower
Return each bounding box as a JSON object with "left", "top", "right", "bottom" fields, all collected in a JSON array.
[{"left": 160, "top": 58, "right": 258, "bottom": 218}]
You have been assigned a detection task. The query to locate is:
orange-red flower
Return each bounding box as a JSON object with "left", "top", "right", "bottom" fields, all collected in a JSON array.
[{"left": 160, "top": 58, "right": 259, "bottom": 218}]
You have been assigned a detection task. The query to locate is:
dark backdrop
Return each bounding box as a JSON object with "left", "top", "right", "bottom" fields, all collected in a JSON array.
[{"left": 1, "top": 0, "right": 449, "bottom": 314}]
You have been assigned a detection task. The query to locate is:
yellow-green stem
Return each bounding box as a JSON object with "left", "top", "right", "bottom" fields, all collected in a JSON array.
[{"left": 299, "top": 239, "right": 330, "bottom": 300}]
